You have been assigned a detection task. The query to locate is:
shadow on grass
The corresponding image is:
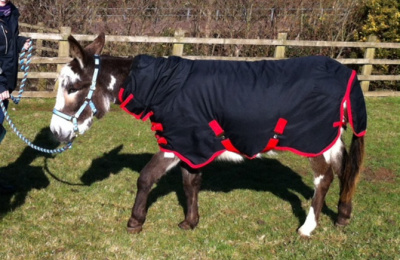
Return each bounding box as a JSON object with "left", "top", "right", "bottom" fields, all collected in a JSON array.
[
  {"left": 0, "top": 137, "right": 337, "bottom": 227},
  {"left": 0, "top": 127, "right": 59, "bottom": 218},
  {"left": 79, "top": 145, "right": 337, "bottom": 227},
  {"left": 80, "top": 145, "right": 150, "bottom": 185}
]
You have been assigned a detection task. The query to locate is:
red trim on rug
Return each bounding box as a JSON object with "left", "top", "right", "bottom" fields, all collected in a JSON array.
[
  {"left": 274, "top": 128, "right": 343, "bottom": 158},
  {"left": 120, "top": 93, "right": 143, "bottom": 119},
  {"left": 118, "top": 88, "right": 125, "bottom": 103},
  {"left": 159, "top": 147, "right": 226, "bottom": 169},
  {"left": 344, "top": 70, "right": 366, "bottom": 137}
]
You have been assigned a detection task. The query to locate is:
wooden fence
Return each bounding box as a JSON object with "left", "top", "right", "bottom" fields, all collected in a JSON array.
[{"left": 18, "top": 25, "right": 400, "bottom": 98}]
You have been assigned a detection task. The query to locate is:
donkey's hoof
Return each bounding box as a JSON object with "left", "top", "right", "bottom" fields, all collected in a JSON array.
[
  {"left": 127, "top": 225, "right": 143, "bottom": 234},
  {"left": 127, "top": 218, "right": 143, "bottom": 234},
  {"left": 336, "top": 215, "right": 351, "bottom": 227},
  {"left": 178, "top": 220, "right": 196, "bottom": 230},
  {"left": 335, "top": 218, "right": 350, "bottom": 227},
  {"left": 297, "top": 229, "right": 312, "bottom": 238}
]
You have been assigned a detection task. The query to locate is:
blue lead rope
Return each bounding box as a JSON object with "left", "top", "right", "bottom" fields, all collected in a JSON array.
[
  {"left": 11, "top": 46, "right": 34, "bottom": 104},
  {"left": 0, "top": 100, "right": 72, "bottom": 153},
  {"left": 1, "top": 43, "right": 72, "bottom": 154}
]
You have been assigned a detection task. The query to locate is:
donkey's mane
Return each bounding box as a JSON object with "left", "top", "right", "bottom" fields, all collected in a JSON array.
[{"left": 97, "top": 55, "right": 134, "bottom": 78}]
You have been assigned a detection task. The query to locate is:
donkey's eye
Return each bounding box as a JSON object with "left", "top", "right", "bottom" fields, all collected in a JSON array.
[{"left": 67, "top": 88, "right": 79, "bottom": 95}]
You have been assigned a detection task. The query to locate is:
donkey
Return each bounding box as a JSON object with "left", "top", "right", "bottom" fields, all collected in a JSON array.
[{"left": 50, "top": 33, "right": 366, "bottom": 237}]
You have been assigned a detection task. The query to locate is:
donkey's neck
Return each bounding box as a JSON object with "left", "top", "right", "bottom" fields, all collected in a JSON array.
[{"left": 100, "top": 55, "right": 134, "bottom": 103}]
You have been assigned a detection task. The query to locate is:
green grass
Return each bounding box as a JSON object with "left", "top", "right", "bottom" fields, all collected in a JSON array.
[{"left": 0, "top": 97, "right": 399, "bottom": 259}]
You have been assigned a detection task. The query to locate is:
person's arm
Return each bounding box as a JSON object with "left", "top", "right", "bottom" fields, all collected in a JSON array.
[
  {"left": 0, "top": 77, "right": 8, "bottom": 100},
  {"left": 17, "top": 36, "right": 30, "bottom": 52},
  {"left": 0, "top": 60, "right": 7, "bottom": 99}
]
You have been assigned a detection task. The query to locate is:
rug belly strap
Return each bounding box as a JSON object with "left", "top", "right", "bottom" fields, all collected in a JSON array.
[
  {"left": 209, "top": 118, "right": 288, "bottom": 156},
  {"left": 262, "top": 118, "right": 288, "bottom": 152}
]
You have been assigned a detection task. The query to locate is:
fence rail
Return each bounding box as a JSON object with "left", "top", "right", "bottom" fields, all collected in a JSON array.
[{"left": 18, "top": 25, "right": 400, "bottom": 98}]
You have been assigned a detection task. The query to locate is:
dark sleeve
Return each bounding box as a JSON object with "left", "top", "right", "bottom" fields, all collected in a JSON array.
[
  {"left": 0, "top": 60, "right": 6, "bottom": 93},
  {"left": 17, "top": 36, "right": 29, "bottom": 52},
  {"left": 0, "top": 79, "right": 7, "bottom": 93}
]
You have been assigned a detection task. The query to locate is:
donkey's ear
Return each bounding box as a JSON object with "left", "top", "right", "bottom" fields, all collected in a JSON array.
[
  {"left": 85, "top": 32, "right": 105, "bottom": 56},
  {"left": 68, "top": 35, "right": 87, "bottom": 69}
]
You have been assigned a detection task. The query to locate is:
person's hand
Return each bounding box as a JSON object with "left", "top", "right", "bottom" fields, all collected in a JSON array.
[
  {"left": 22, "top": 39, "right": 31, "bottom": 51},
  {"left": 0, "top": 90, "right": 9, "bottom": 101}
]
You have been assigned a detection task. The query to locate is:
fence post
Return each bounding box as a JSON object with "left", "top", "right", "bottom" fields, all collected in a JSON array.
[
  {"left": 35, "top": 22, "right": 46, "bottom": 90},
  {"left": 274, "top": 32, "right": 287, "bottom": 59},
  {"left": 172, "top": 29, "right": 185, "bottom": 56},
  {"left": 36, "top": 22, "right": 44, "bottom": 56},
  {"left": 360, "top": 35, "right": 377, "bottom": 92},
  {"left": 54, "top": 27, "right": 71, "bottom": 92}
]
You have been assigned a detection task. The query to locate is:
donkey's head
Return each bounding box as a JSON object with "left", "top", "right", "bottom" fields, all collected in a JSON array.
[{"left": 50, "top": 33, "right": 111, "bottom": 143}]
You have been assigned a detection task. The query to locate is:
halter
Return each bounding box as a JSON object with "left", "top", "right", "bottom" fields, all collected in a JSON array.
[
  {"left": 52, "top": 55, "right": 100, "bottom": 134},
  {"left": 1, "top": 41, "right": 73, "bottom": 154}
]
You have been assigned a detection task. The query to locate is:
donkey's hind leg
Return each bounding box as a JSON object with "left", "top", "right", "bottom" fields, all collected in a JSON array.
[
  {"left": 298, "top": 155, "right": 335, "bottom": 237},
  {"left": 178, "top": 164, "right": 202, "bottom": 230},
  {"left": 127, "top": 152, "right": 180, "bottom": 233}
]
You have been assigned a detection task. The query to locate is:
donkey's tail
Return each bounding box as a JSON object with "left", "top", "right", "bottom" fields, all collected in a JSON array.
[
  {"left": 336, "top": 133, "right": 365, "bottom": 226},
  {"left": 340, "top": 134, "right": 365, "bottom": 203}
]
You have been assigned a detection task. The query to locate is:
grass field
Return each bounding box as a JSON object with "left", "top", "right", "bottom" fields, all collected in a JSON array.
[{"left": 0, "top": 97, "right": 399, "bottom": 259}]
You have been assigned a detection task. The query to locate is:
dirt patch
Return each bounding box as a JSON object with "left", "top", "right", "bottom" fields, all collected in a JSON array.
[{"left": 362, "top": 167, "right": 397, "bottom": 183}]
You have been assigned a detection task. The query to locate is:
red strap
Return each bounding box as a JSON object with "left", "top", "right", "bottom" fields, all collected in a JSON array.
[
  {"left": 120, "top": 93, "right": 133, "bottom": 108},
  {"left": 120, "top": 93, "right": 144, "bottom": 120},
  {"left": 274, "top": 118, "right": 288, "bottom": 135},
  {"left": 262, "top": 118, "right": 288, "bottom": 152},
  {"left": 333, "top": 121, "right": 346, "bottom": 128},
  {"left": 157, "top": 136, "right": 168, "bottom": 145},
  {"left": 221, "top": 139, "right": 240, "bottom": 154},
  {"left": 151, "top": 122, "right": 164, "bottom": 132},
  {"left": 142, "top": 111, "right": 154, "bottom": 121},
  {"left": 209, "top": 120, "right": 240, "bottom": 154},
  {"left": 212, "top": 118, "right": 287, "bottom": 154},
  {"left": 132, "top": 111, "right": 144, "bottom": 120},
  {"left": 262, "top": 138, "right": 279, "bottom": 152},
  {"left": 209, "top": 120, "right": 224, "bottom": 136}
]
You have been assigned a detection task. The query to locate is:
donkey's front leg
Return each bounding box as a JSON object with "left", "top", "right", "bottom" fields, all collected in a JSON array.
[
  {"left": 178, "top": 164, "right": 202, "bottom": 230},
  {"left": 127, "top": 152, "right": 179, "bottom": 233},
  {"left": 298, "top": 155, "right": 334, "bottom": 237}
]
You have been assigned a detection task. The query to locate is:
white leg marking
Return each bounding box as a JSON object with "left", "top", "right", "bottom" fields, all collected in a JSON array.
[
  {"left": 314, "top": 175, "right": 324, "bottom": 187},
  {"left": 298, "top": 207, "right": 317, "bottom": 237},
  {"left": 298, "top": 175, "right": 325, "bottom": 237},
  {"left": 165, "top": 155, "right": 181, "bottom": 172}
]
